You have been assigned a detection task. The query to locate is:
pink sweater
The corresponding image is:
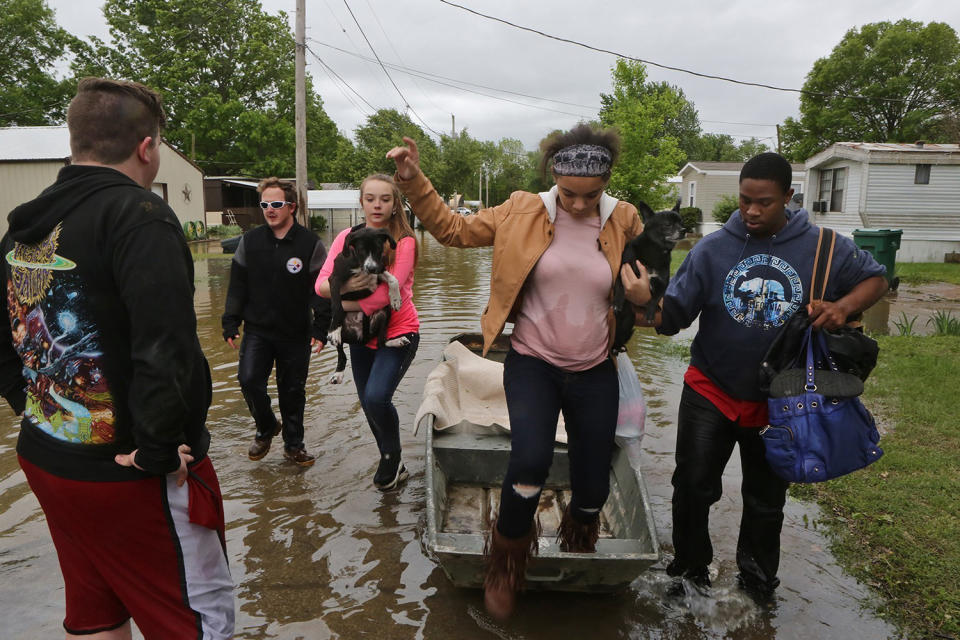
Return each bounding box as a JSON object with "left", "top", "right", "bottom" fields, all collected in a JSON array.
[
  {"left": 316, "top": 228, "right": 419, "bottom": 347},
  {"left": 511, "top": 206, "right": 612, "bottom": 371}
]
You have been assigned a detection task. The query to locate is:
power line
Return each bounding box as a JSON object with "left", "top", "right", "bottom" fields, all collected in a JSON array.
[
  {"left": 361, "top": 0, "right": 447, "bottom": 116},
  {"left": 437, "top": 0, "right": 913, "bottom": 105},
  {"left": 311, "top": 40, "right": 593, "bottom": 119},
  {"left": 311, "top": 39, "right": 599, "bottom": 111},
  {"left": 306, "top": 44, "right": 377, "bottom": 113},
  {"left": 341, "top": 0, "right": 443, "bottom": 137}
]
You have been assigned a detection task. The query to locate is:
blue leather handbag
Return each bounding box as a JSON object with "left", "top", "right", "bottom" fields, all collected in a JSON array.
[{"left": 761, "top": 327, "right": 884, "bottom": 483}]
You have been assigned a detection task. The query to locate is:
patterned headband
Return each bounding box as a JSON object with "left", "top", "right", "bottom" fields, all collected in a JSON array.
[{"left": 551, "top": 144, "right": 613, "bottom": 177}]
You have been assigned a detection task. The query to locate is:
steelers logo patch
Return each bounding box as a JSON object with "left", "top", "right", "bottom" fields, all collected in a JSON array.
[{"left": 286, "top": 257, "right": 303, "bottom": 274}]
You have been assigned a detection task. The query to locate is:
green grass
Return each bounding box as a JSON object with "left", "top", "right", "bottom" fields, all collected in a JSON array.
[
  {"left": 896, "top": 262, "right": 960, "bottom": 286},
  {"left": 791, "top": 336, "right": 960, "bottom": 639},
  {"left": 671, "top": 249, "right": 689, "bottom": 276}
]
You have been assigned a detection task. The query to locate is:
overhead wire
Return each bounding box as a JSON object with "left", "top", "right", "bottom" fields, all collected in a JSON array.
[
  {"left": 310, "top": 39, "right": 599, "bottom": 111},
  {"left": 341, "top": 0, "right": 443, "bottom": 137},
  {"left": 306, "top": 44, "right": 377, "bottom": 113},
  {"left": 437, "top": 0, "right": 914, "bottom": 105},
  {"left": 361, "top": 0, "right": 447, "bottom": 116}
]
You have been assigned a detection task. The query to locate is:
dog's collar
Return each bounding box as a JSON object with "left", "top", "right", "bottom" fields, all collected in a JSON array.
[{"left": 539, "top": 185, "right": 618, "bottom": 227}]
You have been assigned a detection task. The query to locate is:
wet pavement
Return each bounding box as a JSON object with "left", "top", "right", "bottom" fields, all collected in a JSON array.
[{"left": 0, "top": 233, "right": 900, "bottom": 639}]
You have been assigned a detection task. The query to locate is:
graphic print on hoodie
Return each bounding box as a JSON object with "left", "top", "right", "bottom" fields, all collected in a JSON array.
[
  {"left": 6, "top": 222, "right": 115, "bottom": 444},
  {"left": 721, "top": 253, "right": 804, "bottom": 329}
]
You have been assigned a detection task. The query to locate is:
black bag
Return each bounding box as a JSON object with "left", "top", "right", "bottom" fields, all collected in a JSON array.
[
  {"left": 759, "top": 227, "right": 884, "bottom": 483},
  {"left": 759, "top": 228, "right": 879, "bottom": 395}
]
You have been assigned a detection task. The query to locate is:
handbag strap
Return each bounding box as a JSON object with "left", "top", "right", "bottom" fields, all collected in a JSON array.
[{"left": 810, "top": 227, "right": 837, "bottom": 306}]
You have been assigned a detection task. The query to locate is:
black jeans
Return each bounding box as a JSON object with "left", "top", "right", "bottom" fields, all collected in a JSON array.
[
  {"left": 238, "top": 332, "right": 312, "bottom": 451},
  {"left": 497, "top": 349, "right": 619, "bottom": 539},
  {"left": 349, "top": 333, "right": 419, "bottom": 457},
  {"left": 670, "top": 384, "right": 789, "bottom": 589}
]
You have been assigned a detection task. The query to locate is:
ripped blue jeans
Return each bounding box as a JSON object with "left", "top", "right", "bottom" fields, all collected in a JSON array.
[{"left": 497, "top": 349, "right": 619, "bottom": 539}]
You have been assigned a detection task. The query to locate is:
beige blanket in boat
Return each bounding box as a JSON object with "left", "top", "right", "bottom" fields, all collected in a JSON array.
[{"left": 413, "top": 340, "right": 567, "bottom": 443}]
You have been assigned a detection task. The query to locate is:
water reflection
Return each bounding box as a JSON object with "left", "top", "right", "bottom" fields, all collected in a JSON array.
[{"left": 0, "top": 233, "right": 898, "bottom": 639}]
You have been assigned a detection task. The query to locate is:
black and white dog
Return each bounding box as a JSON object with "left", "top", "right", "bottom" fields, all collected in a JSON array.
[
  {"left": 327, "top": 227, "right": 405, "bottom": 384},
  {"left": 612, "top": 200, "right": 686, "bottom": 353}
]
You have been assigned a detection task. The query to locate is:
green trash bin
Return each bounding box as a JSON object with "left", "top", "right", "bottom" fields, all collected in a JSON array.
[{"left": 853, "top": 228, "right": 902, "bottom": 291}]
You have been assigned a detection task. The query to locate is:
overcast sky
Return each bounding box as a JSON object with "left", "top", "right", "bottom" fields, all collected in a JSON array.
[{"left": 47, "top": 0, "right": 959, "bottom": 150}]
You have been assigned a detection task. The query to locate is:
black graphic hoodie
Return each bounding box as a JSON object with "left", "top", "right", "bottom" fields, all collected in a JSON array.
[{"left": 0, "top": 165, "right": 211, "bottom": 481}]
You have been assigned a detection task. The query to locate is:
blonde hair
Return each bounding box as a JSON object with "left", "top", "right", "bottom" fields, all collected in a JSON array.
[{"left": 360, "top": 173, "right": 418, "bottom": 267}]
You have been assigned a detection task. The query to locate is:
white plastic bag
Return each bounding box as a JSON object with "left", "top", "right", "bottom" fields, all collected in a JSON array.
[{"left": 615, "top": 352, "right": 646, "bottom": 467}]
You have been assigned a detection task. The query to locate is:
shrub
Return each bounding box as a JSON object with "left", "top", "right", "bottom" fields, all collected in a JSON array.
[
  {"left": 678, "top": 206, "right": 701, "bottom": 231},
  {"left": 309, "top": 215, "right": 328, "bottom": 233},
  {"left": 206, "top": 224, "right": 242, "bottom": 238},
  {"left": 712, "top": 194, "right": 739, "bottom": 224}
]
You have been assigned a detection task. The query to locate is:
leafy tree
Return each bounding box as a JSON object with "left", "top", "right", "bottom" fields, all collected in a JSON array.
[
  {"left": 0, "top": 0, "right": 86, "bottom": 126},
  {"left": 600, "top": 72, "right": 700, "bottom": 168},
  {"left": 352, "top": 109, "right": 438, "bottom": 183},
  {"left": 598, "top": 59, "right": 686, "bottom": 209},
  {"left": 781, "top": 20, "right": 960, "bottom": 161},
  {"left": 736, "top": 137, "right": 771, "bottom": 161},
  {"left": 77, "top": 0, "right": 351, "bottom": 179},
  {"left": 487, "top": 138, "right": 531, "bottom": 205},
  {"left": 433, "top": 130, "right": 486, "bottom": 201},
  {"left": 687, "top": 133, "right": 770, "bottom": 162},
  {"left": 689, "top": 133, "right": 740, "bottom": 162}
]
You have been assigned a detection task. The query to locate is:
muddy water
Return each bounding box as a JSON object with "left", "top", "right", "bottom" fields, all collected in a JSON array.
[{"left": 0, "top": 233, "right": 898, "bottom": 639}]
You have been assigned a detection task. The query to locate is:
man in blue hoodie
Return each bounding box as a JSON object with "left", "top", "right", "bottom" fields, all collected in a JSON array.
[{"left": 638, "top": 153, "right": 888, "bottom": 599}]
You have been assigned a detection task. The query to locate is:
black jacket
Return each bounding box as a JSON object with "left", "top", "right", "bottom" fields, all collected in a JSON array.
[
  {"left": 221, "top": 222, "right": 331, "bottom": 343},
  {"left": 0, "top": 165, "right": 212, "bottom": 480}
]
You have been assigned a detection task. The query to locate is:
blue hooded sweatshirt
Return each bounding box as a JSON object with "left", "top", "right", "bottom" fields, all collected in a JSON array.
[{"left": 657, "top": 208, "right": 885, "bottom": 402}]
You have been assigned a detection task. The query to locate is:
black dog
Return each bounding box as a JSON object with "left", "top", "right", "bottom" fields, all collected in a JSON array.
[
  {"left": 612, "top": 200, "right": 686, "bottom": 353},
  {"left": 327, "top": 227, "right": 404, "bottom": 383}
]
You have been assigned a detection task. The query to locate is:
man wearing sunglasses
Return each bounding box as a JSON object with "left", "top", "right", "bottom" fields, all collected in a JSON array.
[{"left": 222, "top": 177, "right": 332, "bottom": 467}]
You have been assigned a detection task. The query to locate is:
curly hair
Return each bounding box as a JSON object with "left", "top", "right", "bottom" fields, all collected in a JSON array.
[{"left": 539, "top": 123, "right": 621, "bottom": 180}]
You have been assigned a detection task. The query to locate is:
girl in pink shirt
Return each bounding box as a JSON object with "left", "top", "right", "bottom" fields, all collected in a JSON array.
[{"left": 315, "top": 174, "right": 419, "bottom": 491}]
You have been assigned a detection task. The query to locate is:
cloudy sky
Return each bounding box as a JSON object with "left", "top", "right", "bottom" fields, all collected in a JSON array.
[{"left": 47, "top": 0, "right": 958, "bottom": 150}]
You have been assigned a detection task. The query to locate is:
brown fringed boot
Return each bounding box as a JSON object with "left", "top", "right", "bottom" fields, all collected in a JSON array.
[
  {"left": 483, "top": 519, "right": 539, "bottom": 620},
  {"left": 556, "top": 504, "right": 600, "bottom": 553}
]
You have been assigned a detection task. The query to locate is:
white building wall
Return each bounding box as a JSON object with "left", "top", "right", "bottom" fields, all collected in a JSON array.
[
  {"left": 0, "top": 161, "right": 65, "bottom": 236},
  {"left": 156, "top": 145, "right": 205, "bottom": 227}
]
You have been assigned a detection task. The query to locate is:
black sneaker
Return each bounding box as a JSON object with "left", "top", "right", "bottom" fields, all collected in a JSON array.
[{"left": 373, "top": 453, "right": 408, "bottom": 491}]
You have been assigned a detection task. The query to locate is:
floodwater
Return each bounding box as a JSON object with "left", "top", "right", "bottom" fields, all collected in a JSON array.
[{"left": 0, "top": 233, "right": 900, "bottom": 639}]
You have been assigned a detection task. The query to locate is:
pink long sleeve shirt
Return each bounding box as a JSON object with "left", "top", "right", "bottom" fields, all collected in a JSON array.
[{"left": 316, "top": 228, "right": 419, "bottom": 348}]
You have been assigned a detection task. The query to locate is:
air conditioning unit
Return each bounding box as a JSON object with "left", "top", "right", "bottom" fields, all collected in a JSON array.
[
  {"left": 812, "top": 201, "right": 822, "bottom": 212},
  {"left": 819, "top": 200, "right": 828, "bottom": 212}
]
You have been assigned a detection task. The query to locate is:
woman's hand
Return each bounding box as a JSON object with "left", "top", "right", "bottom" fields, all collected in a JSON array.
[
  {"left": 341, "top": 273, "right": 378, "bottom": 294},
  {"left": 385, "top": 136, "right": 421, "bottom": 180},
  {"left": 621, "top": 261, "right": 652, "bottom": 307}
]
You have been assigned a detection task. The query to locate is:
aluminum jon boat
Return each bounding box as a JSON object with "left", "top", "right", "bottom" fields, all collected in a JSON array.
[{"left": 418, "top": 334, "right": 660, "bottom": 592}]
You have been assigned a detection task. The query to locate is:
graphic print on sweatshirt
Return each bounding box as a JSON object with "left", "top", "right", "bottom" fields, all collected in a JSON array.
[
  {"left": 722, "top": 253, "right": 803, "bottom": 329},
  {"left": 5, "top": 223, "right": 116, "bottom": 444}
]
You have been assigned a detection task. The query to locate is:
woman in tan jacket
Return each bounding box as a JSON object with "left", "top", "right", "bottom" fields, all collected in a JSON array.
[{"left": 388, "top": 124, "right": 651, "bottom": 619}]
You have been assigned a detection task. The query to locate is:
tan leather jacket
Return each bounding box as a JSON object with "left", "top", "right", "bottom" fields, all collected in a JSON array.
[{"left": 397, "top": 171, "right": 643, "bottom": 356}]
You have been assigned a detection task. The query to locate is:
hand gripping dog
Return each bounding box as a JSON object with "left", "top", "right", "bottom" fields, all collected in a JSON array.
[
  {"left": 326, "top": 227, "right": 405, "bottom": 384},
  {"left": 612, "top": 200, "right": 686, "bottom": 353}
]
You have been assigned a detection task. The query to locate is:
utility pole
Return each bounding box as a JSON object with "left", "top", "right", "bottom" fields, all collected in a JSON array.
[
  {"left": 776, "top": 124, "right": 782, "bottom": 155},
  {"left": 478, "top": 164, "right": 483, "bottom": 208},
  {"left": 295, "top": 0, "right": 309, "bottom": 227},
  {"left": 485, "top": 165, "right": 490, "bottom": 208},
  {"left": 451, "top": 114, "right": 456, "bottom": 139}
]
